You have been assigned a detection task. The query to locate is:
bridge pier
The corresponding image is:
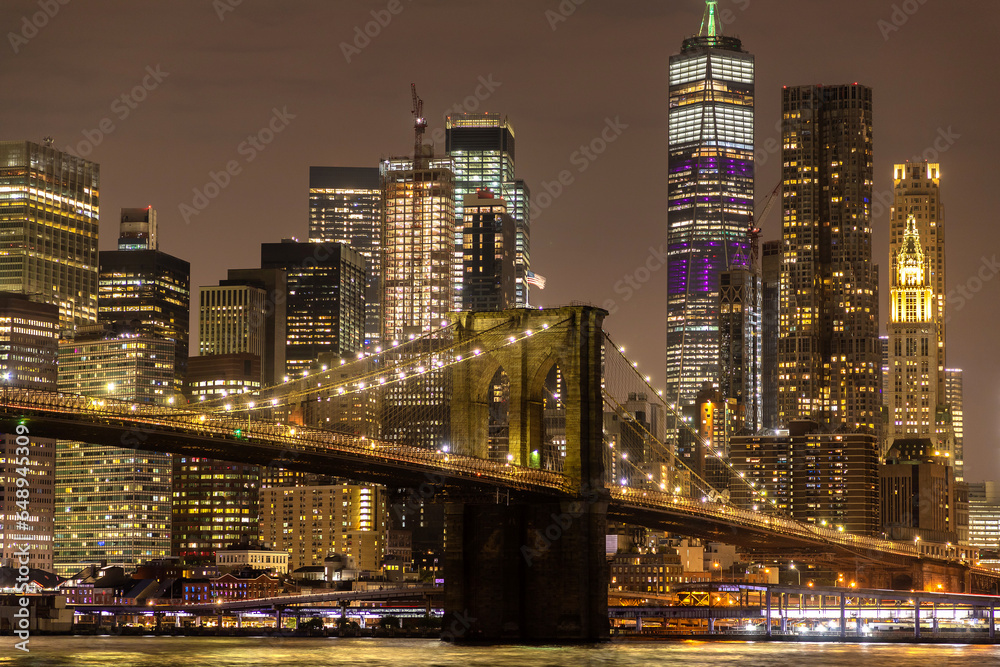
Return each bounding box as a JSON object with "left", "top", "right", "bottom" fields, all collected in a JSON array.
[{"left": 443, "top": 495, "right": 609, "bottom": 642}]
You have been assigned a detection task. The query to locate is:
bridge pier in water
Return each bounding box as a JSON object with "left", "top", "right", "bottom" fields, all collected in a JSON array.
[{"left": 444, "top": 306, "right": 610, "bottom": 641}]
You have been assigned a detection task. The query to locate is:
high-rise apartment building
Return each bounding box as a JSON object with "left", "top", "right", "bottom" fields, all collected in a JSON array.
[
  {"left": 308, "top": 167, "right": 382, "bottom": 345},
  {"left": 460, "top": 190, "right": 516, "bottom": 312},
  {"left": 446, "top": 113, "right": 530, "bottom": 308},
  {"left": 731, "top": 420, "right": 881, "bottom": 535},
  {"left": 259, "top": 484, "right": 388, "bottom": 572},
  {"left": 0, "top": 295, "right": 59, "bottom": 570},
  {"left": 55, "top": 325, "right": 174, "bottom": 576},
  {"left": 778, "top": 84, "right": 880, "bottom": 435},
  {"left": 945, "top": 369, "right": 964, "bottom": 482},
  {"left": 666, "top": 3, "right": 754, "bottom": 412},
  {"left": 99, "top": 207, "right": 190, "bottom": 393},
  {"left": 260, "top": 240, "right": 365, "bottom": 380},
  {"left": 0, "top": 141, "right": 99, "bottom": 329}
]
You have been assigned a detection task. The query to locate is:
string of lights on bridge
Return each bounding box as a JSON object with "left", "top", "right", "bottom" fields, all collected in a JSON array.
[
  {"left": 602, "top": 333, "right": 802, "bottom": 524},
  {"left": 204, "top": 317, "right": 575, "bottom": 417}
]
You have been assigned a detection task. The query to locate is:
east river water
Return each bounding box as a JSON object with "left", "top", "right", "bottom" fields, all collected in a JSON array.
[{"left": 4, "top": 637, "right": 1000, "bottom": 666}]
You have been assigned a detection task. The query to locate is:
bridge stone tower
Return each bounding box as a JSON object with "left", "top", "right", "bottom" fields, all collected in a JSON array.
[{"left": 443, "top": 305, "right": 610, "bottom": 641}]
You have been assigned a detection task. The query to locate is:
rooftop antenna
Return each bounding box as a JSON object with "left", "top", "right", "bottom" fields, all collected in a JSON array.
[{"left": 699, "top": 0, "right": 722, "bottom": 38}]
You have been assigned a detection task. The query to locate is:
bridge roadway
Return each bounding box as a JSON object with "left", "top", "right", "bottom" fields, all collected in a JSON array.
[{"left": 0, "top": 388, "right": 975, "bottom": 566}]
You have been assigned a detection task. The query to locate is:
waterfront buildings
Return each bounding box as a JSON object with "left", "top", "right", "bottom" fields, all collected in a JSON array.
[
  {"left": 665, "top": 3, "right": 755, "bottom": 412},
  {"left": 460, "top": 190, "right": 516, "bottom": 312},
  {"left": 0, "top": 295, "right": 59, "bottom": 570},
  {"left": 445, "top": 113, "right": 530, "bottom": 307},
  {"left": 609, "top": 551, "right": 683, "bottom": 595},
  {"left": 308, "top": 167, "right": 382, "bottom": 345},
  {"left": 258, "top": 484, "right": 388, "bottom": 572},
  {"left": 777, "top": 84, "right": 880, "bottom": 435},
  {"left": 0, "top": 141, "right": 99, "bottom": 330},
  {"left": 98, "top": 207, "right": 190, "bottom": 393},
  {"left": 260, "top": 240, "right": 365, "bottom": 380}
]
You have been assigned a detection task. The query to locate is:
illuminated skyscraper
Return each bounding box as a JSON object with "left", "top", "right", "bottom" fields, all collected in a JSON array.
[
  {"left": 308, "top": 167, "right": 382, "bottom": 345},
  {"left": 55, "top": 324, "right": 174, "bottom": 576},
  {"left": 666, "top": 2, "right": 754, "bottom": 412},
  {"left": 99, "top": 207, "right": 190, "bottom": 393},
  {"left": 0, "top": 140, "right": 99, "bottom": 329},
  {"left": 777, "top": 84, "right": 880, "bottom": 434},
  {"left": 885, "top": 215, "right": 945, "bottom": 455},
  {"left": 446, "top": 113, "right": 531, "bottom": 307},
  {"left": 380, "top": 153, "right": 456, "bottom": 340},
  {"left": 891, "top": 162, "right": 946, "bottom": 362},
  {"left": 380, "top": 150, "right": 455, "bottom": 449}
]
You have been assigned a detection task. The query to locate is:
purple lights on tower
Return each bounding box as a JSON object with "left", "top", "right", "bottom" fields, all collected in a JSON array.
[{"left": 666, "top": 16, "right": 754, "bottom": 411}]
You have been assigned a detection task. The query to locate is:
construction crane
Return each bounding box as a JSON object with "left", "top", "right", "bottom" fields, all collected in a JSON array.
[
  {"left": 411, "top": 83, "right": 427, "bottom": 167},
  {"left": 748, "top": 181, "right": 781, "bottom": 270}
]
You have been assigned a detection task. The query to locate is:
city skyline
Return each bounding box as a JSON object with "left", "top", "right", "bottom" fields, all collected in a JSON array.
[{"left": 2, "top": 0, "right": 998, "bottom": 484}]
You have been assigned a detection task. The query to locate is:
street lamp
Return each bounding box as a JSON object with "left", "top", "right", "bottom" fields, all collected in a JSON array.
[{"left": 790, "top": 563, "right": 801, "bottom": 586}]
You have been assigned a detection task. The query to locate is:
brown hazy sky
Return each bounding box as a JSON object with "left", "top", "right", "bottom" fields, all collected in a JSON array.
[{"left": 3, "top": 0, "right": 999, "bottom": 481}]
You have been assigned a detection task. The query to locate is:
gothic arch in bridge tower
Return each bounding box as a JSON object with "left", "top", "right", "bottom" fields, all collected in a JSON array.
[{"left": 448, "top": 305, "right": 607, "bottom": 492}]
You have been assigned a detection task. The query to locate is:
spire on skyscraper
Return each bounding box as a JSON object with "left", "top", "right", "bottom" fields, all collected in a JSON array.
[
  {"left": 897, "top": 213, "right": 926, "bottom": 287},
  {"left": 699, "top": 0, "right": 722, "bottom": 38}
]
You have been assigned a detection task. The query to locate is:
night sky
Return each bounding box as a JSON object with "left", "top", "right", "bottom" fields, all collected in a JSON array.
[{"left": 3, "top": 0, "right": 998, "bottom": 481}]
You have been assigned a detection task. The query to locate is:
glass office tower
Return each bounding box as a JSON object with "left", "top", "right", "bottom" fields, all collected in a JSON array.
[
  {"left": 446, "top": 113, "right": 530, "bottom": 308},
  {"left": 308, "top": 167, "right": 382, "bottom": 346},
  {"left": 665, "top": 2, "right": 754, "bottom": 413},
  {"left": 0, "top": 140, "right": 99, "bottom": 330}
]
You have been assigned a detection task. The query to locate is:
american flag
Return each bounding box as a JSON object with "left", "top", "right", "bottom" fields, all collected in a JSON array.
[{"left": 525, "top": 271, "right": 546, "bottom": 289}]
